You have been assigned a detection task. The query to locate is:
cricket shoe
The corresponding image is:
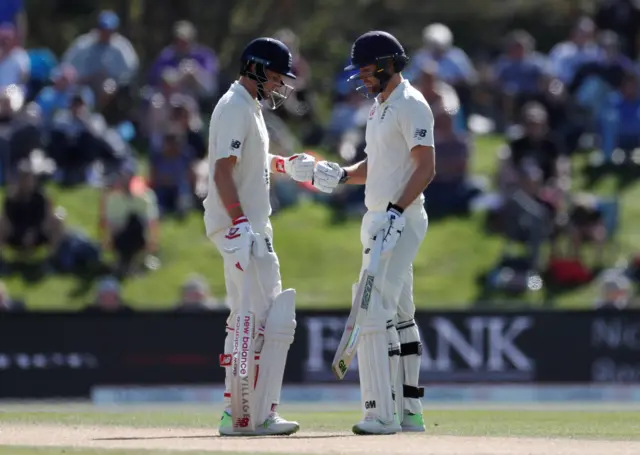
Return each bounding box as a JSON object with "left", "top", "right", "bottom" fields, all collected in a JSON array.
[
  {"left": 218, "top": 410, "right": 300, "bottom": 436},
  {"left": 352, "top": 415, "right": 402, "bottom": 435},
  {"left": 401, "top": 411, "right": 426, "bottom": 432}
]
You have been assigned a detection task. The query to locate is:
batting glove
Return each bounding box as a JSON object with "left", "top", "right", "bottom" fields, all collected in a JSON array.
[
  {"left": 367, "top": 203, "right": 406, "bottom": 256},
  {"left": 223, "top": 216, "right": 266, "bottom": 271},
  {"left": 312, "top": 160, "right": 347, "bottom": 193},
  {"left": 275, "top": 153, "right": 316, "bottom": 182}
]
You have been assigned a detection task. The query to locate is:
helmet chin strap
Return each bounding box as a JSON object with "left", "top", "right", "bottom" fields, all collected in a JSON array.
[{"left": 247, "top": 62, "right": 268, "bottom": 100}]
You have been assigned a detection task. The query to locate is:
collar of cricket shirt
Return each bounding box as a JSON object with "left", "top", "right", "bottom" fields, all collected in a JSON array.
[
  {"left": 232, "top": 81, "right": 258, "bottom": 106},
  {"left": 379, "top": 79, "right": 409, "bottom": 105}
]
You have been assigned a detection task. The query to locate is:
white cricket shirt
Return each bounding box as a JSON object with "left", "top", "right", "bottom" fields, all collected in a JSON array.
[
  {"left": 203, "top": 82, "right": 271, "bottom": 236},
  {"left": 364, "top": 79, "right": 434, "bottom": 211}
]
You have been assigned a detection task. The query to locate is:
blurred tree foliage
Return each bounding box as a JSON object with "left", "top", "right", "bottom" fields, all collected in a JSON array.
[{"left": 25, "top": 0, "right": 597, "bottom": 90}]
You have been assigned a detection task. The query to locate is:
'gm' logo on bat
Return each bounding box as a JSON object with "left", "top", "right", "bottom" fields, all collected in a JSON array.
[
  {"left": 361, "top": 276, "right": 374, "bottom": 310},
  {"left": 338, "top": 360, "right": 347, "bottom": 375}
]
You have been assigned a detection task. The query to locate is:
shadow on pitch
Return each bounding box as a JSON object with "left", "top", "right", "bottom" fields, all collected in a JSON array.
[{"left": 93, "top": 434, "right": 352, "bottom": 441}]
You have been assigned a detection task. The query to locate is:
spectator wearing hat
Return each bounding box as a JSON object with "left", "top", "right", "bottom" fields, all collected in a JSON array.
[
  {"left": 62, "top": 10, "right": 139, "bottom": 94},
  {"left": 148, "top": 20, "right": 218, "bottom": 101},
  {"left": 174, "top": 274, "right": 226, "bottom": 312},
  {"left": 408, "top": 23, "right": 477, "bottom": 124},
  {"left": 83, "top": 276, "right": 133, "bottom": 313},
  {"left": 99, "top": 163, "right": 160, "bottom": 277},
  {"left": 0, "top": 160, "right": 64, "bottom": 264},
  {"left": 0, "top": 23, "right": 29, "bottom": 91}
]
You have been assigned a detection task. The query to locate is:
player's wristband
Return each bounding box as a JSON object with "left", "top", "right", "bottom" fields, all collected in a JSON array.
[
  {"left": 232, "top": 215, "right": 248, "bottom": 225},
  {"left": 387, "top": 202, "right": 404, "bottom": 215},
  {"left": 339, "top": 168, "right": 349, "bottom": 184}
]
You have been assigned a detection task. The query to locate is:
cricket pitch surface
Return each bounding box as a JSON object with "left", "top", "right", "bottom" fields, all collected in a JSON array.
[{"left": 1, "top": 402, "right": 639, "bottom": 455}]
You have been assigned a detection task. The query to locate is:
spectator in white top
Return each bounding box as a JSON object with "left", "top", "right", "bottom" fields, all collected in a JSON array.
[
  {"left": 548, "top": 17, "right": 602, "bottom": 85},
  {"left": 62, "top": 10, "right": 139, "bottom": 92},
  {"left": 408, "top": 23, "right": 477, "bottom": 124},
  {"left": 0, "top": 23, "right": 29, "bottom": 91}
]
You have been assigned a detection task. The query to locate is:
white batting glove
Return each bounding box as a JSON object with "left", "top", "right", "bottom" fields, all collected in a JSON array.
[
  {"left": 223, "top": 216, "right": 266, "bottom": 271},
  {"left": 312, "top": 161, "right": 346, "bottom": 193},
  {"left": 367, "top": 204, "right": 406, "bottom": 256},
  {"left": 276, "top": 153, "right": 316, "bottom": 182}
]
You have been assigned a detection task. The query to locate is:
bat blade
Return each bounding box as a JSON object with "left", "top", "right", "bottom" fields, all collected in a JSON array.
[
  {"left": 230, "top": 310, "right": 256, "bottom": 432},
  {"left": 331, "top": 231, "right": 383, "bottom": 380}
]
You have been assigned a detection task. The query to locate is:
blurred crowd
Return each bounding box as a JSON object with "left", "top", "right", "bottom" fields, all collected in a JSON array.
[{"left": 1, "top": 1, "right": 640, "bottom": 310}]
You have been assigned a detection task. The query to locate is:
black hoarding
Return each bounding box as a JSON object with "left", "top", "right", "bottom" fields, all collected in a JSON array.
[{"left": 1, "top": 310, "right": 639, "bottom": 398}]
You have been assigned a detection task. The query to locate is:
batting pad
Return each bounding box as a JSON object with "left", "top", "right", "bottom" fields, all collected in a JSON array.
[
  {"left": 253, "top": 289, "right": 296, "bottom": 423},
  {"left": 397, "top": 319, "right": 425, "bottom": 415},
  {"left": 357, "top": 316, "right": 395, "bottom": 424},
  {"left": 387, "top": 320, "right": 401, "bottom": 419}
]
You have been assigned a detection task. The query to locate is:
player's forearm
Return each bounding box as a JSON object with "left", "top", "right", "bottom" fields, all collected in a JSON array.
[
  {"left": 395, "top": 161, "right": 435, "bottom": 210},
  {"left": 342, "top": 159, "right": 368, "bottom": 185},
  {"left": 213, "top": 165, "right": 244, "bottom": 219}
]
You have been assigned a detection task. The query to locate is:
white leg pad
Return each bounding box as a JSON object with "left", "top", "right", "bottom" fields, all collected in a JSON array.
[
  {"left": 397, "top": 319, "right": 424, "bottom": 415},
  {"left": 253, "top": 289, "right": 296, "bottom": 423},
  {"left": 357, "top": 315, "right": 395, "bottom": 424}
]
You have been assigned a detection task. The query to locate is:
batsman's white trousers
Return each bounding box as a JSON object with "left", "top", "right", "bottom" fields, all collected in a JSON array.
[
  {"left": 360, "top": 205, "right": 428, "bottom": 321},
  {"left": 211, "top": 221, "right": 282, "bottom": 328}
]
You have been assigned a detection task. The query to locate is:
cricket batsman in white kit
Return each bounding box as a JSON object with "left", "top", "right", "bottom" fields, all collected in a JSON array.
[
  {"left": 203, "top": 37, "right": 316, "bottom": 436},
  {"left": 313, "top": 31, "right": 435, "bottom": 435}
]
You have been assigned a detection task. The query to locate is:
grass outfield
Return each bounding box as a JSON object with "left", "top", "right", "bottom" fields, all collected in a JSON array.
[
  {"left": 0, "top": 407, "right": 639, "bottom": 455},
  {"left": 1, "top": 135, "right": 637, "bottom": 310}
]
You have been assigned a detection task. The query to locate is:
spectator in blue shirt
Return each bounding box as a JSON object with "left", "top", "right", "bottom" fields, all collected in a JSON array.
[
  {"left": 35, "top": 64, "right": 95, "bottom": 134},
  {"left": 548, "top": 17, "right": 602, "bottom": 85},
  {"left": 570, "top": 31, "right": 636, "bottom": 118},
  {"left": 599, "top": 71, "right": 640, "bottom": 160},
  {"left": 149, "top": 130, "right": 195, "bottom": 218},
  {"left": 492, "top": 30, "right": 550, "bottom": 128},
  {"left": 148, "top": 20, "right": 218, "bottom": 100},
  {"left": 62, "top": 11, "right": 139, "bottom": 93}
]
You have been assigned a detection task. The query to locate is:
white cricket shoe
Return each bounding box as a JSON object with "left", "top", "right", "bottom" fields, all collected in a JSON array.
[
  {"left": 219, "top": 410, "right": 300, "bottom": 436},
  {"left": 352, "top": 415, "right": 401, "bottom": 435}
]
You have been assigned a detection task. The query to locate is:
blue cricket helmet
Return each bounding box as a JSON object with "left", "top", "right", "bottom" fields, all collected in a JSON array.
[
  {"left": 240, "top": 37, "right": 296, "bottom": 79},
  {"left": 345, "top": 31, "right": 408, "bottom": 72}
]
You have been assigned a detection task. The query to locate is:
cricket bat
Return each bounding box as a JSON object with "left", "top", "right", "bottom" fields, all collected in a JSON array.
[
  {"left": 230, "top": 258, "right": 256, "bottom": 433},
  {"left": 331, "top": 231, "right": 384, "bottom": 380}
]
